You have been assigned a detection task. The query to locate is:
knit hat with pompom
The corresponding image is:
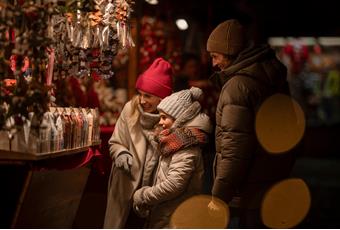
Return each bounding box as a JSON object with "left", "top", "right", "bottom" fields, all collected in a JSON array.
[{"left": 157, "top": 87, "right": 203, "bottom": 119}]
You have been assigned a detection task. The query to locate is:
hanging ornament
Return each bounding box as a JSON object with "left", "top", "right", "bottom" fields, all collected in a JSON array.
[{"left": 114, "top": 0, "right": 135, "bottom": 48}]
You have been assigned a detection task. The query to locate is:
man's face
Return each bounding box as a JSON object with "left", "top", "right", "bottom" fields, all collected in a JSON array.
[
  {"left": 137, "top": 90, "right": 162, "bottom": 113},
  {"left": 210, "top": 52, "right": 232, "bottom": 70}
]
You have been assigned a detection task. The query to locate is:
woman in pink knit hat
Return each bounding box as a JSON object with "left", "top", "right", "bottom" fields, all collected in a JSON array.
[{"left": 104, "top": 57, "right": 173, "bottom": 228}]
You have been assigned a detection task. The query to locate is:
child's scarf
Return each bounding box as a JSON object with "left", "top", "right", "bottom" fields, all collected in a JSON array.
[{"left": 156, "top": 127, "right": 208, "bottom": 156}]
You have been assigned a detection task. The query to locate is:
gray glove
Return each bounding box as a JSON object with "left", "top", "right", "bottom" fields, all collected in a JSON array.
[
  {"left": 115, "top": 151, "right": 133, "bottom": 173},
  {"left": 133, "top": 187, "right": 146, "bottom": 207},
  {"left": 133, "top": 204, "right": 150, "bottom": 218},
  {"left": 133, "top": 187, "right": 150, "bottom": 218}
]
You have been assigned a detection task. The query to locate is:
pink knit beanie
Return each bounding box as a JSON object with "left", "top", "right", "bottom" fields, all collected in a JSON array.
[{"left": 136, "top": 58, "right": 173, "bottom": 99}]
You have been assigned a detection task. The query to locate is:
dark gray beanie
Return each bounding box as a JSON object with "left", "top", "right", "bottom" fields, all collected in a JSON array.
[
  {"left": 207, "top": 19, "right": 246, "bottom": 56},
  {"left": 157, "top": 87, "right": 202, "bottom": 119}
]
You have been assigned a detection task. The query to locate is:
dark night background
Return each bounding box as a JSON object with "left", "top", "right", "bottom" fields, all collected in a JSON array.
[{"left": 141, "top": 0, "right": 340, "bottom": 40}]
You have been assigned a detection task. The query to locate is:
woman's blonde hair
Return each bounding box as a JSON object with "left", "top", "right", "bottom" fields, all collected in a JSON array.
[{"left": 129, "top": 95, "right": 140, "bottom": 126}]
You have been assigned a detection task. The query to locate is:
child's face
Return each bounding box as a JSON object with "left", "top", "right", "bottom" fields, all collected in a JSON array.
[{"left": 159, "top": 111, "right": 175, "bottom": 129}]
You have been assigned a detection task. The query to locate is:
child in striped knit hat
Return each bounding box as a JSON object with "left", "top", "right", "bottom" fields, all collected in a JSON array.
[{"left": 132, "top": 87, "right": 212, "bottom": 228}]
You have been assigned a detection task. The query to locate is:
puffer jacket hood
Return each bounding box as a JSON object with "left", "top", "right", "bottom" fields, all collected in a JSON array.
[{"left": 211, "top": 44, "right": 287, "bottom": 91}]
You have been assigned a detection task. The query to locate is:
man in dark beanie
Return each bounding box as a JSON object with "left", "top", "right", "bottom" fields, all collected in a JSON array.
[{"left": 206, "top": 19, "right": 298, "bottom": 228}]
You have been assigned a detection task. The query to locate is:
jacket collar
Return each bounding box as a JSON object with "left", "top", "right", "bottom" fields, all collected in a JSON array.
[
  {"left": 209, "top": 44, "right": 274, "bottom": 87},
  {"left": 138, "top": 105, "right": 160, "bottom": 130}
]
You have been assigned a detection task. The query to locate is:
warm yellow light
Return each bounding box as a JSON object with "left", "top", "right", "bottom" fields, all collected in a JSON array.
[
  {"left": 261, "top": 178, "right": 311, "bottom": 228},
  {"left": 170, "top": 195, "right": 229, "bottom": 228},
  {"left": 255, "top": 93, "right": 305, "bottom": 154}
]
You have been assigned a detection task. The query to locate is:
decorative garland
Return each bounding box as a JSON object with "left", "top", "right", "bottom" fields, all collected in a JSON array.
[{"left": 51, "top": 0, "right": 135, "bottom": 82}]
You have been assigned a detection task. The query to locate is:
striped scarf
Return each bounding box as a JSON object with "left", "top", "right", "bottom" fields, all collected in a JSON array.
[{"left": 155, "top": 127, "right": 208, "bottom": 157}]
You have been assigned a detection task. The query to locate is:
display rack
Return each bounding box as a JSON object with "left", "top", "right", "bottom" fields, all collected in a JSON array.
[{"left": 0, "top": 141, "right": 101, "bottom": 162}]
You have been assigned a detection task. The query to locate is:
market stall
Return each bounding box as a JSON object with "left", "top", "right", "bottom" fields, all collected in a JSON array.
[{"left": 0, "top": 0, "right": 134, "bottom": 227}]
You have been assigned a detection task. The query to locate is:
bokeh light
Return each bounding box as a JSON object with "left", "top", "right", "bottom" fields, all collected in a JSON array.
[
  {"left": 170, "top": 195, "right": 229, "bottom": 228},
  {"left": 145, "top": 0, "right": 159, "bottom": 5},
  {"left": 261, "top": 178, "right": 311, "bottom": 228},
  {"left": 255, "top": 93, "right": 305, "bottom": 154},
  {"left": 175, "top": 19, "right": 189, "bottom": 31}
]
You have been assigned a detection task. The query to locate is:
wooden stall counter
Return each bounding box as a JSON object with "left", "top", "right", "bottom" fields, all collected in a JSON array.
[{"left": 0, "top": 142, "right": 101, "bottom": 228}]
